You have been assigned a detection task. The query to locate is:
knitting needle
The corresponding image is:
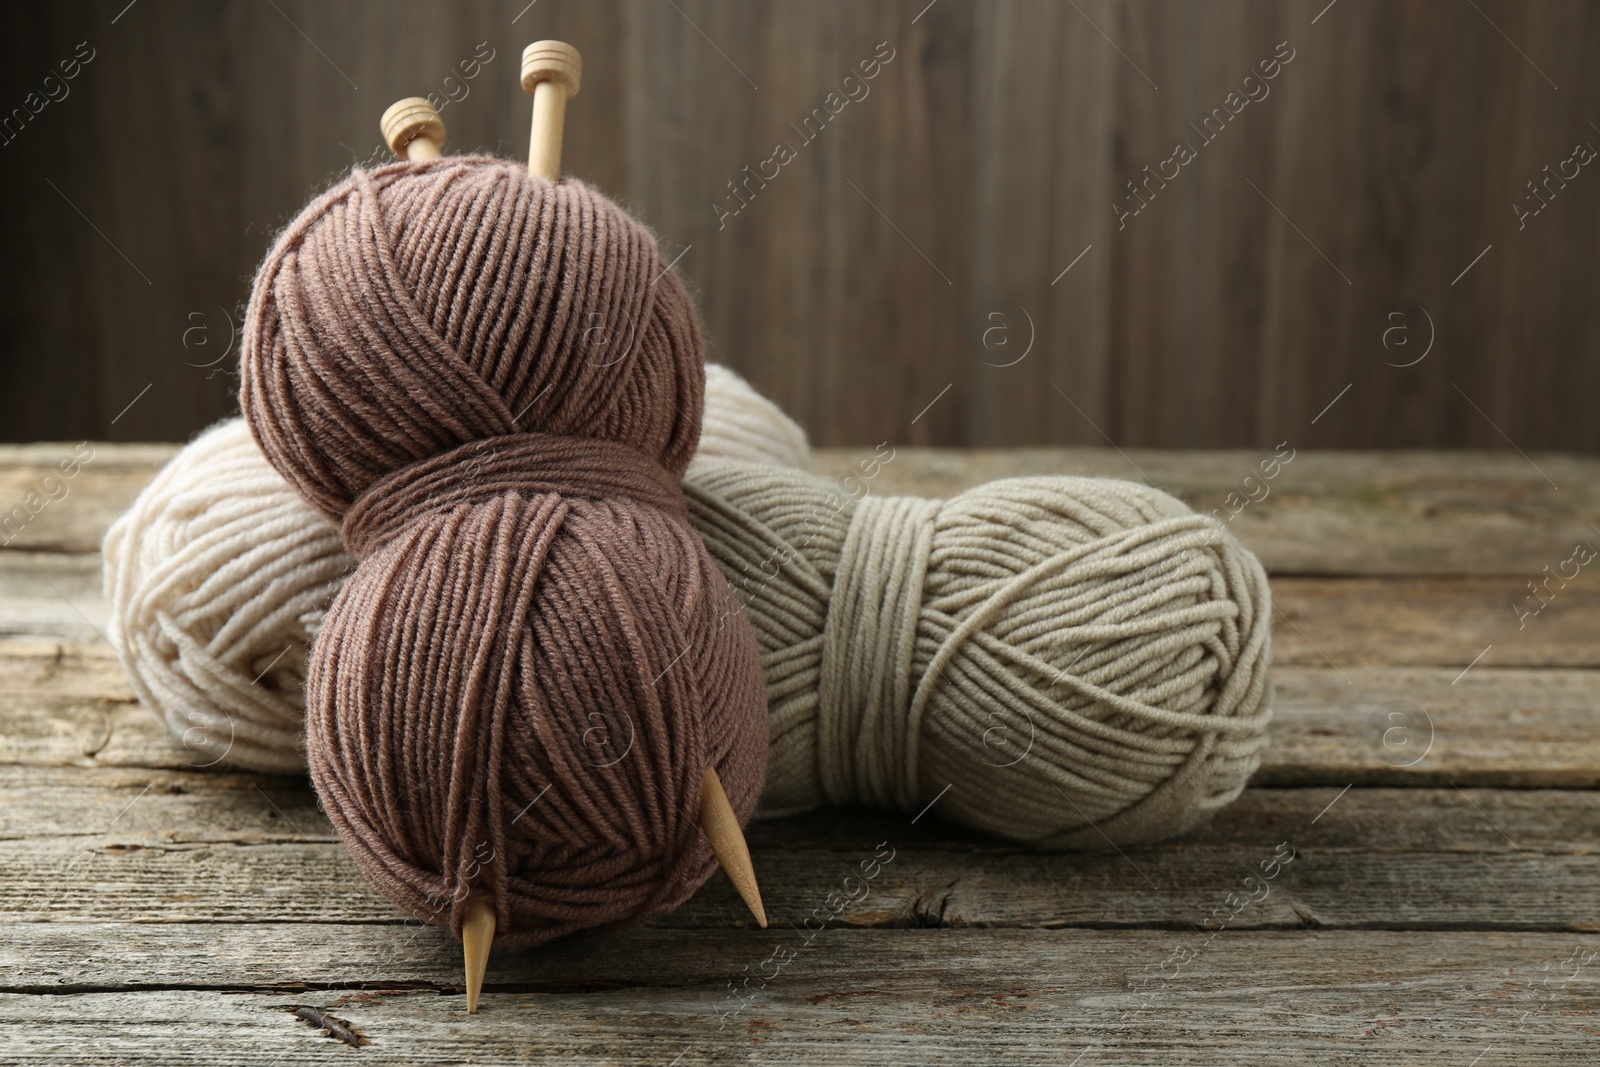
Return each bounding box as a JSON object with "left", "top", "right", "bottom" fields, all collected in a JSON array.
[
  {"left": 520, "top": 40, "right": 581, "bottom": 178},
  {"left": 700, "top": 767, "right": 768, "bottom": 926},
  {"left": 382, "top": 94, "right": 506, "bottom": 1011},
  {"left": 380, "top": 97, "right": 447, "bottom": 160},
  {"left": 518, "top": 38, "right": 769, "bottom": 931},
  {"left": 461, "top": 898, "right": 495, "bottom": 1014}
]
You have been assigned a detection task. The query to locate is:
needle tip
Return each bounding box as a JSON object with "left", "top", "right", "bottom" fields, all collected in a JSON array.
[
  {"left": 699, "top": 767, "right": 767, "bottom": 927},
  {"left": 462, "top": 898, "right": 495, "bottom": 1014}
]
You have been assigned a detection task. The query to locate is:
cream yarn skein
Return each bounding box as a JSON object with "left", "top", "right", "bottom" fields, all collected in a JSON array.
[
  {"left": 103, "top": 364, "right": 805, "bottom": 773},
  {"left": 684, "top": 462, "right": 1272, "bottom": 846}
]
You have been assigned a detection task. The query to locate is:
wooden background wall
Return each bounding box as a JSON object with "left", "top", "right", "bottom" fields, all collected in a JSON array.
[{"left": 3, "top": 0, "right": 1597, "bottom": 450}]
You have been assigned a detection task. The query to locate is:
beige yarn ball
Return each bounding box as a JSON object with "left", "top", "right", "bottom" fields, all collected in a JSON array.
[
  {"left": 685, "top": 462, "right": 1273, "bottom": 846},
  {"left": 102, "top": 419, "right": 347, "bottom": 772},
  {"left": 697, "top": 364, "right": 815, "bottom": 473}
]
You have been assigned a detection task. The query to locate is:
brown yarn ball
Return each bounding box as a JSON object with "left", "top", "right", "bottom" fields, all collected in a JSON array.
[{"left": 240, "top": 157, "right": 767, "bottom": 948}]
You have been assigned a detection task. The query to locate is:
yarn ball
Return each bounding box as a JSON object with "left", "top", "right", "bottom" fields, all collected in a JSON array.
[
  {"left": 697, "top": 364, "right": 814, "bottom": 473},
  {"left": 684, "top": 462, "right": 1273, "bottom": 846},
  {"left": 238, "top": 157, "right": 768, "bottom": 946},
  {"left": 103, "top": 418, "right": 345, "bottom": 772},
  {"left": 102, "top": 365, "right": 801, "bottom": 776}
]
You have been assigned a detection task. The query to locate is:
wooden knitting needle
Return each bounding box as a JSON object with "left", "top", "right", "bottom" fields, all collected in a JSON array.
[
  {"left": 382, "top": 96, "right": 506, "bottom": 1011},
  {"left": 462, "top": 898, "right": 495, "bottom": 1014},
  {"left": 700, "top": 767, "right": 768, "bottom": 927},
  {"left": 518, "top": 38, "right": 769, "bottom": 931},
  {"left": 381, "top": 97, "right": 447, "bottom": 160},
  {"left": 521, "top": 40, "right": 581, "bottom": 179}
]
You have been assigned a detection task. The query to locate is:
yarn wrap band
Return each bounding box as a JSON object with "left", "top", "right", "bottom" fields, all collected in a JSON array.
[
  {"left": 819, "top": 493, "right": 940, "bottom": 812},
  {"left": 342, "top": 433, "right": 685, "bottom": 557}
]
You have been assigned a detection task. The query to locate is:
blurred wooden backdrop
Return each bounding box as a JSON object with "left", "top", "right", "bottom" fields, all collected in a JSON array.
[{"left": 2, "top": 0, "right": 1597, "bottom": 450}]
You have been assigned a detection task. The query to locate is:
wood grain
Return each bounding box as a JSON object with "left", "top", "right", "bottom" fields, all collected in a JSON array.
[
  {"left": 2, "top": 931, "right": 1596, "bottom": 1065},
  {"left": 816, "top": 447, "right": 1600, "bottom": 577},
  {"left": 6, "top": 813, "right": 1594, "bottom": 932},
  {"left": 5, "top": 2, "right": 1600, "bottom": 453},
  {"left": 3, "top": 762, "right": 1596, "bottom": 934},
  {"left": 0, "top": 444, "right": 177, "bottom": 554},
  {"left": 6, "top": 766, "right": 1600, "bottom": 855},
  {"left": 1259, "top": 667, "right": 1600, "bottom": 788}
]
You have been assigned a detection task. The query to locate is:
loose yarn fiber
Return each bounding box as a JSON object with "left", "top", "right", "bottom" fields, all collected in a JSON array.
[
  {"left": 684, "top": 462, "right": 1273, "bottom": 847},
  {"left": 238, "top": 156, "right": 768, "bottom": 946},
  {"left": 103, "top": 365, "right": 801, "bottom": 776}
]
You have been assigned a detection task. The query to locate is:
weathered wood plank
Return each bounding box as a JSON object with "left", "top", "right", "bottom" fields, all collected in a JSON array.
[
  {"left": 3, "top": 790, "right": 1593, "bottom": 931},
  {"left": 0, "top": 553, "right": 108, "bottom": 639},
  {"left": 6, "top": 445, "right": 1600, "bottom": 575},
  {"left": 823, "top": 446, "right": 1600, "bottom": 499},
  {"left": 1256, "top": 667, "right": 1600, "bottom": 789},
  {"left": 1, "top": 930, "right": 1595, "bottom": 1065},
  {"left": 0, "top": 445, "right": 178, "bottom": 555},
  {"left": 815, "top": 447, "right": 1600, "bottom": 576},
  {"left": 4, "top": 640, "right": 1593, "bottom": 788},
  {"left": 7, "top": 767, "right": 1597, "bottom": 857},
  {"left": 1273, "top": 577, "right": 1600, "bottom": 668},
  {"left": 3, "top": 837, "right": 1588, "bottom": 933}
]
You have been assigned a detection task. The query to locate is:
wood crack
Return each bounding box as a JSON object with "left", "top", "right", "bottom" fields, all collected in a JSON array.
[{"left": 289, "top": 1005, "right": 369, "bottom": 1048}]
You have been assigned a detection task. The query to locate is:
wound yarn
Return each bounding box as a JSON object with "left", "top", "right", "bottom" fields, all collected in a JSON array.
[
  {"left": 103, "top": 417, "right": 345, "bottom": 773},
  {"left": 684, "top": 462, "right": 1273, "bottom": 846},
  {"left": 237, "top": 157, "right": 768, "bottom": 947},
  {"left": 698, "top": 364, "right": 814, "bottom": 472}
]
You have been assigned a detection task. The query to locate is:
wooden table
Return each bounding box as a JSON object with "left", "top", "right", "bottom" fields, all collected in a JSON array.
[{"left": 2, "top": 444, "right": 1597, "bottom": 1065}]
